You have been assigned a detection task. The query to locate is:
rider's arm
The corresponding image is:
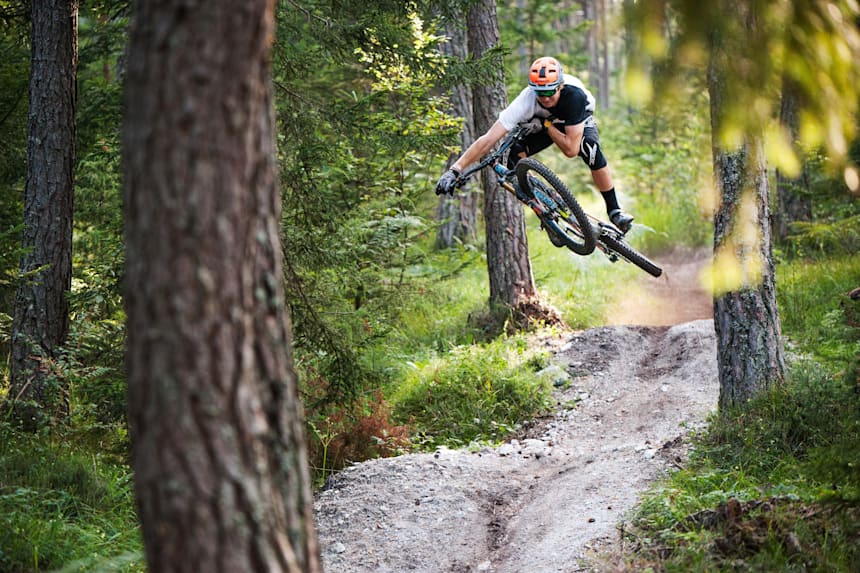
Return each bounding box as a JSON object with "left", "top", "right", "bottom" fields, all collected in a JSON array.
[
  {"left": 544, "top": 120, "right": 584, "bottom": 158},
  {"left": 451, "top": 121, "right": 509, "bottom": 173}
]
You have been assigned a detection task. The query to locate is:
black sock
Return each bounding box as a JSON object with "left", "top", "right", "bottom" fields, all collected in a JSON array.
[{"left": 601, "top": 187, "right": 620, "bottom": 216}]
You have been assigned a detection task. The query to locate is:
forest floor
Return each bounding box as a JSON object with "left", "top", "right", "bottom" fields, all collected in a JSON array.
[{"left": 313, "top": 247, "right": 716, "bottom": 573}]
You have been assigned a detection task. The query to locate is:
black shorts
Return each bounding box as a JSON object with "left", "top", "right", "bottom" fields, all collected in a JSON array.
[{"left": 507, "top": 117, "right": 607, "bottom": 171}]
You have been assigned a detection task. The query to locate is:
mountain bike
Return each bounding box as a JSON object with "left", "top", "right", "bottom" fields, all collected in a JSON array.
[{"left": 453, "top": 124, "right": 663, "bottom": 278}]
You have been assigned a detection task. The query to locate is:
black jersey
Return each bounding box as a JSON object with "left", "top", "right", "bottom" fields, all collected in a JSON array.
[{"left": 541, "top": 84, "right": 591, "bottom": 126}]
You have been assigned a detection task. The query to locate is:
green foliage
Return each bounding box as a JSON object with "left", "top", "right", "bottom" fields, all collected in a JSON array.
[
  {"left": 779, "top": 134, "right": 860, "bottom": 256},
  {"left": 626, "top": 0, "right": 860, "bottom": 175},
  {"left": 789, "top": 215, "right": 860, "bottom": 256},
  {"left": 498, "top": 0, "right": 588, "bottom": 88},
  {"left": 777, "top": 252, "right": 860, "bottom": 366},
  {"left": 0, "top": 426, "right": 143, "bottom": 572},
  {"left": 0, "top": 15, "right": 28, "bottom": 361},
  {"left": 65, "top": 3, "right": 127, "bottom": 431},
  {"left": 391, "top": 336, "right": 553, "bottom": 448},
  {"left": 274, "top": 2, "right": 463, "bottom": 400}
]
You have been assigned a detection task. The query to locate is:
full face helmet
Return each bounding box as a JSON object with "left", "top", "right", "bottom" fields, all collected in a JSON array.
[{"left": 528, "top": 57, "right": 564, "bottom": 96}]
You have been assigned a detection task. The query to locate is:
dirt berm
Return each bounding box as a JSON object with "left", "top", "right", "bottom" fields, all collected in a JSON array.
[{"left": 314, "top": 250, "right": 717, "bottom": 572}]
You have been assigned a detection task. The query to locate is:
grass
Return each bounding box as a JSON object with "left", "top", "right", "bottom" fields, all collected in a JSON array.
[
  {"left": 390, "top": 336, "right": 554, "bottom": 448},
  {"left": 0, "top": 426, "right": 144, "bottom": 572},
  {"left": 777, "top": 251, "right": 860, "bottom": 366}
]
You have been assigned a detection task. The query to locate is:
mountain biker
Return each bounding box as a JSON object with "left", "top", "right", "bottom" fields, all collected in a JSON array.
[{"left": 435, "top": 56, "right": 634, "bottom": 233}]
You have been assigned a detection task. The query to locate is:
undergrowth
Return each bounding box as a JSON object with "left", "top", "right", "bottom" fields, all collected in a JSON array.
[
  {"left": 390, "top": 336, "right": 554, "bottom": 449},
  {"left": 0, "top": 425, "right": 144, "bottom": 572}
]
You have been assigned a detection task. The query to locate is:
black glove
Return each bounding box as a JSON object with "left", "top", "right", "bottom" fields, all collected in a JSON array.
[{"left": 435, "top": 168, "right": 460, "bottom": 196}]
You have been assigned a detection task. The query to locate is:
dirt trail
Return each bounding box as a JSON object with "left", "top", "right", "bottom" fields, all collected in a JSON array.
[
  {"left": 607, "top": 246, "right": 712, "bottom": 327},
  {"left": 314, "top": 249, "right": 716, "bottom": 572}
]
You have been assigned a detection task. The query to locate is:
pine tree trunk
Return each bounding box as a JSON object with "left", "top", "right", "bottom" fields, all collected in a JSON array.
[
  {"left": 467, "top": 0, "right": 537, "bottom": 311},
  {"left": 436, "top": 18, "right": 478, "bottom": 249},
  {"left": 599, "top": 0, "right": 610, "bottom": 110},
  {"left": 585, "top": 0, "right": 599, "bottom": 89},
  {"left": 775, "top": 77, "right": 812, "bottom": 243},
  {"left": 7, "top": 0, "right": 77, "bottom": 431},
  {"left": 708, "top": 12, "right": 785, "bottom": 409},
  {"left": 123, "top": 1, "right": 321, "bottom": 571}
]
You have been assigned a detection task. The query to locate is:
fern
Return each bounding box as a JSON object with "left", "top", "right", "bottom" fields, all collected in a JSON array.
[{"left": 789, "top": 214, "right": 860, "bottom": 254}]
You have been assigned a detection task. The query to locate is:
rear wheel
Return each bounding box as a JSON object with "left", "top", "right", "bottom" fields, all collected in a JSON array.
[
  {"left": 516, "top": 158, "right": 596, "bottom": 255},
  {"left": 599, "top": 233, "right": 663, "bottom": 277}
]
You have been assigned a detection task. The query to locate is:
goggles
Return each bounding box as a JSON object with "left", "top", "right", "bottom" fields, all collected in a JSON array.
[{"left": 534, "top": 87, "right": 558, "bottom": 98}]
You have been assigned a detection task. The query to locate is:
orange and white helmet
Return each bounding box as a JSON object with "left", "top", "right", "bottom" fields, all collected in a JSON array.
[{"left": 528, "top": 57, "right": 564, "bottom": 92}]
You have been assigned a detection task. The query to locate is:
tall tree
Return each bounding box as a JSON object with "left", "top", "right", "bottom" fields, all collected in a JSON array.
[
  {"left": 123, "top": 1, "right": 321, "bottom": 571},
  {"left": 774, "top": 77, "right": 812, "bottom": 244},
  {"left": 708, "top": 1, "right": 785, "bottom": 408},
  {"left": 583, "top": 0, "right": 611, "bottom": 109},
  {"left": 7, "top": 0, "right": 77, "bottom": 430},
  {"left": 467, "top": 0, "right": 538, "bottom": 314},
  {"left": 436, "top": 17, "right": 479, "bottom": 249}
]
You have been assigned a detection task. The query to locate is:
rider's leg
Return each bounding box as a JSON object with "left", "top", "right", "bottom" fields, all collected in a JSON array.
[
  {"left": 507, "top": 131, "right": 553, "bottom": 169},
  {"left": 579, "top": 123, "right": 634, "bottom": 232}
]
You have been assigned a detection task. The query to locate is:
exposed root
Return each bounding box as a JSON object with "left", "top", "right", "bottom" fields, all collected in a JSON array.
[{"left": 468, "top": 295, "right": 567, "bottom": 338}]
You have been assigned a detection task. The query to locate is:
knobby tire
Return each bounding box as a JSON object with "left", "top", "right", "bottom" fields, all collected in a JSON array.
[
  {"left": 515, "top": 158, "right": 596, "bottom": 255},
  {"left": 599, "top": 233, "right": 663, "bottom": 277}
]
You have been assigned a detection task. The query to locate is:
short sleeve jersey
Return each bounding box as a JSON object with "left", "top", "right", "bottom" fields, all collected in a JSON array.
[{"left": 498, "top": 74, "right": 596, "bottom": 131}]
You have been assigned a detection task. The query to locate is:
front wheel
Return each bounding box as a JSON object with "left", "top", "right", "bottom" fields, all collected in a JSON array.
[
  {"left": 516, "top": 158, "right": 596, "bottom": 255},
  {"left": 599, "top": 233, "right": 663, "bottom": 277}
]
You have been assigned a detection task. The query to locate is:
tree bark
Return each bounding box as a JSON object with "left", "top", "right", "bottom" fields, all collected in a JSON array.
[
  {"left": 584, "top": 0, "right": 603, "bottom": 105},
  {"left": 123, "top": 1, "right": 321, "bottom": 571},
  {"left": 7, "top": 0, "right": 77, "bottom": 430},
  {"left": 436, "top": 18, "right": 479, "bottom": 249},
  {"left": 467, "top": 0, "right": 537, "bottom": 311},
  {"left": 599, "top": 0, "right": 610, "bottom": 110},
  {"left": 708, "top": 7, "right": 785, "bottom": 409},
  {"left": 774, "top": 77, "right": 812, "bottom": 243}
]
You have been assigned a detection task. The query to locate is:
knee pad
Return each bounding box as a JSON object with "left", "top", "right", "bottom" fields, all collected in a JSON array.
[{"left": 579, "top": 128, "right": 607, "bottom": 170}]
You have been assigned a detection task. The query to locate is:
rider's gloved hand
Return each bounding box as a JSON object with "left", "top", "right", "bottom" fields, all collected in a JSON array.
[
  {"left": 435, "top": 168, "right": 460, "bottom": 196},
  {"left": 520, "top": 117, "right": 544, "bottom": 135}
]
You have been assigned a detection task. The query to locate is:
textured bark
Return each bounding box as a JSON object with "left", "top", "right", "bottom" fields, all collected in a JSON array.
[
  {"left": 467, "top": 0, "right": 536, "bottom": 310},
  {"left": 774, "top": 78, "right": 812, "bottom": 243},
  {"left": 708, "top": 8, "right": 785, "bottom": 409},
  {"left": 436, "top": 18, "right": 479, "bottom": 249},
  {"left": 123, "top": 1, "right": 320, "bottom": 571},
  {"left": 7, "top": 0, "right": 77, "bottom": 430}
]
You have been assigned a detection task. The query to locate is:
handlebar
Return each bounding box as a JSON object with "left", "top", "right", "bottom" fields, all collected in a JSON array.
[{"left": 456, "top": 125, "right": 530, "bottom": 187}]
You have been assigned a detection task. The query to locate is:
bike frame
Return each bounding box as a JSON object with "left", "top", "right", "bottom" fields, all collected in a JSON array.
[{"left": 457, "top": 127, "right": 575, "bottom": 231}]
